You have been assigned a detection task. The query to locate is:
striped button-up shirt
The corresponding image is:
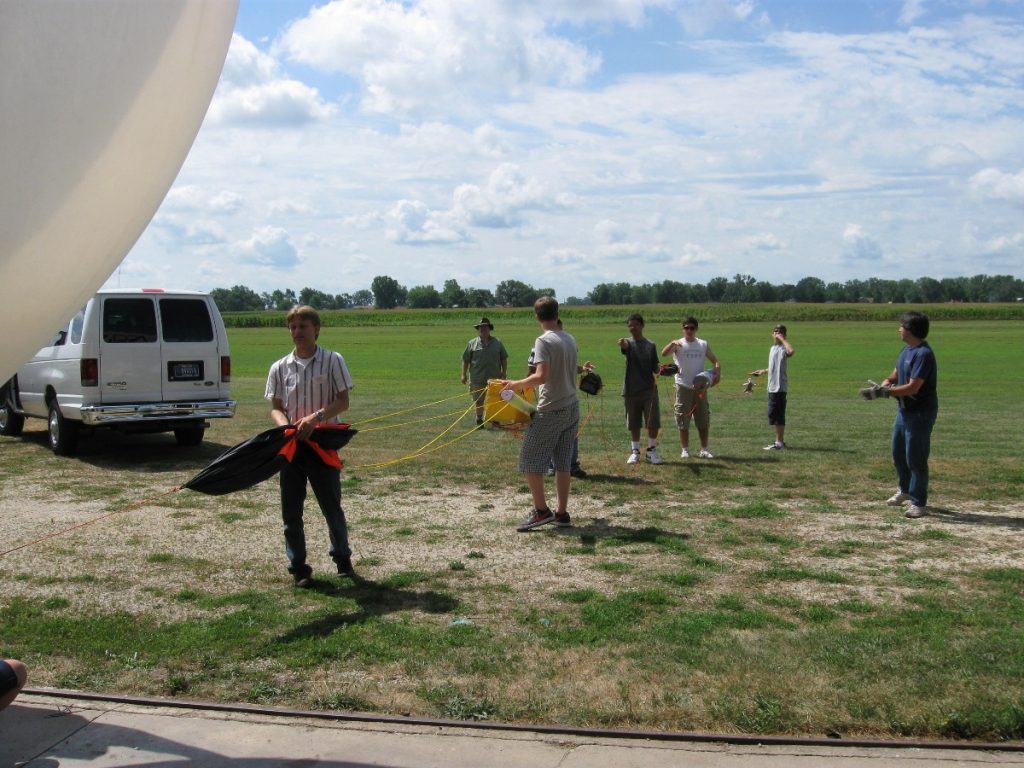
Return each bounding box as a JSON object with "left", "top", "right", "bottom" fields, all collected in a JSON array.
[{"left": 265, "top": 346, "right": 353, "bottom": 423}]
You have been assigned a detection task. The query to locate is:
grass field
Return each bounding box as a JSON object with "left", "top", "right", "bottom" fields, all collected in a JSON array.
[{"left": 2, "top": 309, "right": 1023, "bottom": 740}]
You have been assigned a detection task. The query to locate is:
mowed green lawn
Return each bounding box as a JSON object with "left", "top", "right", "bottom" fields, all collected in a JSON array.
[{"left": 2, "top": 314, "right": 1023, "bottom": 740}]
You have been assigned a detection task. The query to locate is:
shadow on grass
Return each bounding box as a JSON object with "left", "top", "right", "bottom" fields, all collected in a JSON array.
[
  {"left": 552, "top": 518, "right": 691, "bottom": 546},
  {"left": 574, "top": 472, "right": 656, "bottom": 486},
  {"left": 928, "top": 507, "right": 1024, "bottom": 530},
  {"left": 276, "top": 577, "right": 461, "bottom": 642},
  {"left": 15, "top": 426, "right": 233, "bottom": 473}
]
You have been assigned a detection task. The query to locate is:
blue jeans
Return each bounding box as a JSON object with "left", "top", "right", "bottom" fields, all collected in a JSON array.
[
  {"left": 891, "top": 407, "right": 937, "bottom": 507},
  {"left": 279, "top": 446, "right": 351, "bottom": 574}
]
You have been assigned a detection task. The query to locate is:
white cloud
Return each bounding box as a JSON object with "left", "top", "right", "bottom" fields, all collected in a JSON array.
[
  {"left": 386, "top": 200, "right": 469, "bottom": 244},
  {"left": 452, "top": 164, "right": 566, "bottom": 228},
  {"left": 678, "top": 0, "right": 757, "bottom": 37},
  {"left": 899, "top": 0, "right": 927, "bottom": 26},
  {"left": 235, "top": 226, "right": 301, "bottom": 268},
  {"left": 210, "top": 191, "right": 243, "bottom": 214},
  {"left": 207, "top": 34, "right": 334, "bottom": 126},
  {"left": 595, "top": 219, "right": 626, "bottom": 243},
  {"left": 841, "top": 224, "right": 885, "bottom": 263},
  {"left": 277, "top": 0, "right": 601, "bottom": 117},
  {"left": 742, "top": 233, "right": 785, "bottom": 251},
  {"left": 385, "top": 164, "right": 567, "bottom": 243},
  {"left": 969, "top": 167, "right": 1024, "bottom": 205}
]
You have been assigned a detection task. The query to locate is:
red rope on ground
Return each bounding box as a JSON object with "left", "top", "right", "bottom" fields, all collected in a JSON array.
[{"left": 0, "top": 486, "right": 183, "bottom": 559}]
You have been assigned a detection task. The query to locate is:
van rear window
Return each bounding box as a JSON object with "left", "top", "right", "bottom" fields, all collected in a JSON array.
[
  {"left": 103, "top": 299, "right": 157, "bottom": 343},
  {"left": 160, "top": 299, "right": 213, "bottom": 342}
]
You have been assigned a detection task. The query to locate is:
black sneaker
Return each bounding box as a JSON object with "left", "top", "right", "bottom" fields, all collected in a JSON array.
[
  {"left": 554, "top": 511, "right": 572, "bottom": 528},
  {"left": 292, "top": 567, "right": 313, "bottom": 588},
  {"left": 337, "top": 556, "right": 355, "bottom": 577},
  {"left": 516, "top": 508, "right": 555, "bottom": 532},
  {"left": 570, "top": 467, "right": 588, "bottom": 479}
]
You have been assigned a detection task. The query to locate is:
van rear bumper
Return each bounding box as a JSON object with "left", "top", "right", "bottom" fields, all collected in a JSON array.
[{"left": 79, "top": 400, "right": 236, "bottom": 425}]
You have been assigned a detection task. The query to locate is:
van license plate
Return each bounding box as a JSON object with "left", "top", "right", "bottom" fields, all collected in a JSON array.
[{"left": 169, "top": 361, "right": 203, "bottom": 381}]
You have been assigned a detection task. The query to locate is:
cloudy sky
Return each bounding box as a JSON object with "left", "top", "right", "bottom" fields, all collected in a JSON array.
[{"left": 111, "top": 0, "right": 1024, "bottom": 300}]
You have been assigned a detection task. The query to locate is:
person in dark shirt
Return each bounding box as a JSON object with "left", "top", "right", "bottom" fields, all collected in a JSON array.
[
  {"left": 876, "top": 311, "right": 938, "bottom": 519},
  {"left": 618, "top": 313, "right": 662, "bottom": 465}
]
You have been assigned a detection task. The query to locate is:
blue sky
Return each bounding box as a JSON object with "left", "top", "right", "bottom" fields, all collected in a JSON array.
[{"left": 113, "top": 0, "right": 1024, "bottom": 300}]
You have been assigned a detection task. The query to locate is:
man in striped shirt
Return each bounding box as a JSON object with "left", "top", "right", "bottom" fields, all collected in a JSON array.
[{"left": 266, "top": 306, "right": 355, "bottom": 587}]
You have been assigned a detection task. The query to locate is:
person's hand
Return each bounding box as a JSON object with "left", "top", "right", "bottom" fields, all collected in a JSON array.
[
  {"left": 460, "top": 374, "right": 467, "bottom": 384},
  {"left": 618, "top": 337, "right": 629, "bottom": 350},
  {"left": 296, "top": 412, "right": 319, "bottom": 439},
  {"left": 582, "top": 360, "right": 594, "bottom": 372}
]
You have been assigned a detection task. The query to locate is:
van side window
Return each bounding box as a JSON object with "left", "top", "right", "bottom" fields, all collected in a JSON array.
[
  {"left": 69, "top": 307, "right": 86, "bottom": 344},
  {"left": 103, "top": 298, "right": 157, "bottom": 343},
  {"left": 160, "top": 299, "right": 214, "bottom": 342}
]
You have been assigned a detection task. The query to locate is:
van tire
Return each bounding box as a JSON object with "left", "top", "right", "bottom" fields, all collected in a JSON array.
[
  {"left": 174, "top": 425, "right": 206, "bottom": 447},
  {"left": 48, "top": 402, "right": 80, "bottom": 456},
  {"left": 0, "top": 402, "right": 24, "bottom": 436}
]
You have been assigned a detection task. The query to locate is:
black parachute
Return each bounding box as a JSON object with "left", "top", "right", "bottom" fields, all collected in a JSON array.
[{"left": 183, "top": 424, "right": 357, "bottom": 496}]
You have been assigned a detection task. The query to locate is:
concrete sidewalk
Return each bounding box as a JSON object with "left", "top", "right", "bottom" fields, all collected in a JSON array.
[{"left": 2, "top": 692, "right": 1021, "bottom": 768}]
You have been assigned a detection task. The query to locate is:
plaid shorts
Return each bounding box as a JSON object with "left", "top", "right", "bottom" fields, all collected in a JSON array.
[
  {"left": 674, "top": 384, "right": 710, "bottom": 430},
  {"left": 518, "top": 401, "right": 580, "bottom": 473}
]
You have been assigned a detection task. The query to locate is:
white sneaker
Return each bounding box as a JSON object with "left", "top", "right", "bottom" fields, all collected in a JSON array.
[
  {"left": 887, "top": 491, "right": 910, "bottom": 506},
  {"left": 645, "top": 448, "right": 663, "bottom": 465},
  {"left": 698, "top": 448, "right": 715, "bottom": 459},
  {"left": 680, "top": 448, "right": 690, "bottom": 459},
  {"left": 764, "top": 442, "right": 785, "bottom": 451},
  {"left": 626, "top": 449, "right": 640, "bottom": 465},
  {"left": 905, "top": 504, "right": 927, "bottom": 518}
]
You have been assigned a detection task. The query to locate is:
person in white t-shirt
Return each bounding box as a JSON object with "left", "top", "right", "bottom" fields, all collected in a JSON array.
[
  {"left": 661, "top": 316, "right": 720, "bottom": 459},
  {"left": 751, "top": 324, "right": 795, "bottom": 451}
]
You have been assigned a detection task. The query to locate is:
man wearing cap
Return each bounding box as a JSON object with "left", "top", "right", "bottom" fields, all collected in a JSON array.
[
  {"left": 461, "top": 317, "right": 508, "bottom": 426},
  {"left": 751, "top": 324, "right": 795, "bottom": 451}
]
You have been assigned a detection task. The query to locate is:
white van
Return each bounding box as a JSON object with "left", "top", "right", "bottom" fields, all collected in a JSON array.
[{"left": 0, "top": 289, "right": 235, "bottom": 455}]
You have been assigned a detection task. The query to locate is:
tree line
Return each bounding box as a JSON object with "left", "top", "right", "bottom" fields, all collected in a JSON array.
[{"left": 209, "top": 273, "right": 1023, "bottom": 312}]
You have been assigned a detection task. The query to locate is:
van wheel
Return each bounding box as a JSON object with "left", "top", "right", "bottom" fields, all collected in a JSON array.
[
  {"left": 0, "top": 402, "right": 24, "bottom": 436},
  {"left": 174, "top": 425, "right": 206, "bottom": 447},
  {"left": 48, "top": 402, "right": 80, "bottom": 456}
]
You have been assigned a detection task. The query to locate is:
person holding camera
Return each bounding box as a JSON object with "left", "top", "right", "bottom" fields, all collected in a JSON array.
[
  {"left": 751, "top": 324, "right": 795, "bottom": 451},
  {"left": 861, "top": 311, "right": 938, "bottom": 519},
  {"left": 661, "top": 316, "right": 721, "bottom": 459}
]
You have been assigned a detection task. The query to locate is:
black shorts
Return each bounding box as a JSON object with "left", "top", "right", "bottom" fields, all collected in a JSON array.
[
  {"left": 767, "top": 391, "right": 787, "bottom": 425},
  {"left": 0, "top": 660, "right": 19, "bottom": 697}
]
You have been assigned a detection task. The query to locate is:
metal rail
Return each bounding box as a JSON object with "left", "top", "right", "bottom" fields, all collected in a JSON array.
[{"left": 22, "top": 688, "right": 1024, "bottom": 753}]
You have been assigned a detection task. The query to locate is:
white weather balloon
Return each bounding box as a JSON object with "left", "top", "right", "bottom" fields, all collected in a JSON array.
[{"left": 0, "top": 0, "right": 237, "bottom": 382}]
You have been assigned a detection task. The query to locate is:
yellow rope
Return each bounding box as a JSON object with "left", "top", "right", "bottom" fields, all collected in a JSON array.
[
  {"left": 349, "top": 398, "right": 518, "bottom": 469},
  {"left": 351, "top": 386, "right": 486, "bottom": 427},
  {"left": 356, "top": 406, "right": 471, "bottom": 433}
]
